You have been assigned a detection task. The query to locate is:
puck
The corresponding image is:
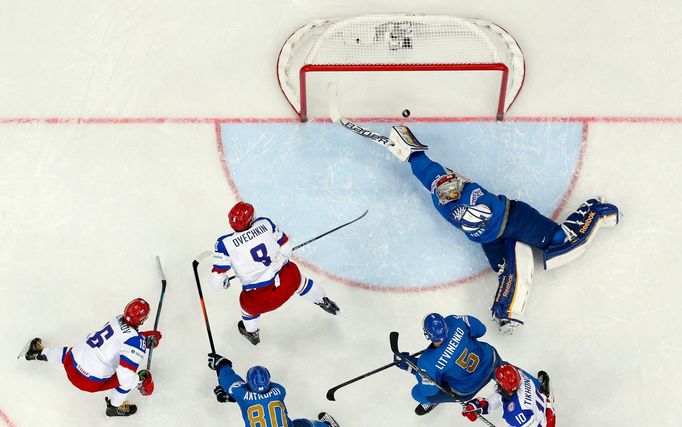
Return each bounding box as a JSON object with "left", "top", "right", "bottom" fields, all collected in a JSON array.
[{"left": 402, "top": 109, "right": 411, "bottom": 118}]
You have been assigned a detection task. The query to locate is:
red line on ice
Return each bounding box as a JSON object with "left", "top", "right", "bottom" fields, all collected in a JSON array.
[{"left": 0, "top": 409, "right": 16, "bottom": 427}]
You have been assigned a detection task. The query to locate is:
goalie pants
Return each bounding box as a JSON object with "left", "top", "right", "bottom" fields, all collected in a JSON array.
[{"left": 481, "top": 200, "right": 558, "bottom": 271}]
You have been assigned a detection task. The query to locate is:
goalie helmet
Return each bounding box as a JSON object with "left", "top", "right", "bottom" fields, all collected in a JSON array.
[
  {"left": 495, "top": 364, "right": 521, "bottom": 395},
  {"left": 229, "top": 201, "right": 255, "bottom": 232},
  {"left": 431, "top": 171, "right": 468, "bottom": 205},
  {"left": 123, "top": 298, "right": 150, "bottom": 327},
  {"left": 422, "top": 313, "right": 448, "bottom": 342},
  {"left": 246, "top": 366, "right": 271, "bottom": 393}
]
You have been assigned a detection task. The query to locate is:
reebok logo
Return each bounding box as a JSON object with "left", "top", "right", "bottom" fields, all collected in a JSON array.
[{"left": 579, "top": 212, "right": 596, "bottom": 234}]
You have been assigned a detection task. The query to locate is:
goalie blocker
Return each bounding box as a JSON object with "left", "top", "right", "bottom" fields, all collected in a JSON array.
[{"left": 387, "top": 126, "right": 428, "bottom": 161}]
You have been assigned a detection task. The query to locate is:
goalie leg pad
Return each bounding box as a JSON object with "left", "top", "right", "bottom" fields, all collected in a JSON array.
[
  {"left": 491, "top": 240, "right": 534, "bottom": 333},
  {"left": 387, "top": 126, "right": 428, "bottom": 161},
  {"left": 543, "top": 198, "right": 619, "bottom": 270}
]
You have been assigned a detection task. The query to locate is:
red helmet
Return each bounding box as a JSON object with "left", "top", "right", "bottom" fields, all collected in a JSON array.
[
  {"left": 495, "top": 364, "right": 521, "bottom": 394},
  {"left": 229, "top": 202, "right": 255, "bottom": 232},
  {"left": 123, "top": 298, "right": 150, "bottom": 327}
]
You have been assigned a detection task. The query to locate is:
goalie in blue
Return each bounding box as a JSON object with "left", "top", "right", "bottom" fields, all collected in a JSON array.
[
  {"left": 378, "top": 125, "right": 619, "bottom": 333},
  {"left": 207, "top": 353, "right": 340, "bottom": 427}
]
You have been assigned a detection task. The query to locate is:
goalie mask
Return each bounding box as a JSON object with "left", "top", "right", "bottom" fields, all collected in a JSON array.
[{"left": 431, "top": 171, "right": 468, "bottom": 205}]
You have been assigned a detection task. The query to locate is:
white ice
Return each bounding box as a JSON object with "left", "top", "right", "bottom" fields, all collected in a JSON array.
[{"left": 1, "top": 2, "right": 682, "bottom": 427}]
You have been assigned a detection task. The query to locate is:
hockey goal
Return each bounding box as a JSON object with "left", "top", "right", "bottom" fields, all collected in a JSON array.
[{"left": 277, "top": 14, "right": 525, "bottom": 121}]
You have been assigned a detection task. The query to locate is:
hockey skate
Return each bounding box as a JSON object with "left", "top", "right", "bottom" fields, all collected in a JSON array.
[
  {"left": 415, "top": 402, "right": 439, "bottom": 415},
  {"left": 19, "top": 337, "right": 47, "bottom": 361},
  {"left": 238, "top": 320, "right": 260, "bottom": 345},
  {"left": 105, "top": 397, "right": 137, "bottom": 417},
  {"left": 543, "top": 197, "right": 619, "bottom": 270},
  {"left": 316, "top": 297, "right": 340, "bottom": 315},
  {"left": 318, "top": 412, "right": 340, "bottom": 427}
]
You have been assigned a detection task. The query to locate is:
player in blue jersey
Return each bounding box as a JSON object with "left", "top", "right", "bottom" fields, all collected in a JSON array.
[
  {"left": 395, "top": 313, "right": 503, "bottom": 416},
  {"left": 462, "top": 364, "right": 556, "bottom": 427},
  {"left": 376, "top": 125, "right": 619, "bottom": 333},
  {"left": 207, "top": 352, "right": 340, "bottom": 427}
]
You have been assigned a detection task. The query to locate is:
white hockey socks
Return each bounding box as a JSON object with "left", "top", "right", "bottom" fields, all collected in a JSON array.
[
  {"left": 296, "top": 277, "right": 325, "bottom": 304},
  {"left": 42, "top": 346, "right": 68, "bottom": 365},
  {"left": 241, "top": 311, "right": 260, "bottom": 333}
]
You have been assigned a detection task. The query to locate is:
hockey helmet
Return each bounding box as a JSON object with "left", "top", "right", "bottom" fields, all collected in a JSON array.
[
  {"left": 229, "top": 202, "right": 255, "bottom": 232},
  {"left": 495, "top": 364, "right": 521, "bottom": 395},
  {"left": 431, "top": 171, "right": 468, "bottom": 205},
  {"left": 123, "top": 298, "right": 150, "bottom": 327},
  {"left": 422, "top": 313, "right": 448, "bottom": 342},
  {"left": 246, "top": 366, "right": 271, "bottom": 393}
]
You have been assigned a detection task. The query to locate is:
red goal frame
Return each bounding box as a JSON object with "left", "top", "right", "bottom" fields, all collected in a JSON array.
[{"left": 295, "top": 63, "right": 513, "bottom": 122}]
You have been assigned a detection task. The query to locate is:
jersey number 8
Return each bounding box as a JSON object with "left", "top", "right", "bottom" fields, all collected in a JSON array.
[{"left": 250, "top": 243, "right": 272, "bottom": 266}]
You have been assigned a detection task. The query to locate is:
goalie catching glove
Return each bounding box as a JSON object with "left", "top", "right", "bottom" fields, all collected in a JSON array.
[{"left": 386, "top": 126, "right": 428, "bottom": 161}]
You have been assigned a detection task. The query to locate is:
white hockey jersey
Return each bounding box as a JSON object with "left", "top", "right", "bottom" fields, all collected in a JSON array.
[
  {"left": 70, "top": 315, "right": 146, "bottom": 392},
  {"left": 211, "top": 217, "right": 292, "bottom": 290},
  {"left": 486, "top": 371, "right": 554, "bottom": 427}
]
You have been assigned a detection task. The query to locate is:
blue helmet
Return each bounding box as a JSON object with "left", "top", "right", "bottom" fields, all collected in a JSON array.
[
  {"left": 423, "top": 313, "right": 448, "bottom": 342},
  {"left": 246, "top": 366, "right": 271, "bottom": 393}
]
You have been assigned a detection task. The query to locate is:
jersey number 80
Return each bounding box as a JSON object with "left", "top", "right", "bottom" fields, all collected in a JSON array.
[{"left": 247, "top": 401, "right": 288, "bottom": 427}]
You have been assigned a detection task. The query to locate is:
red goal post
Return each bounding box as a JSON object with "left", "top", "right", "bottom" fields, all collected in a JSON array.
[{"left": 277, "top": 14, "right": 525, "bottom": 121}]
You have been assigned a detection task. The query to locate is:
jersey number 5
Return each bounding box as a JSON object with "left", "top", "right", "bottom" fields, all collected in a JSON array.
[
  {"left": 250, "top": 243, "right": 272, "bottom": 266},
  {"left": 86, "top": 323, "right": 114, "bottom": 348},
  {"left": 455, "top": 349, "right": 480, "bottom": 373}
]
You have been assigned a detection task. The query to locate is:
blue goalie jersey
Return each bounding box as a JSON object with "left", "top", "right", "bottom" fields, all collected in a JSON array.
[{"left": 409, "top": 152, "right": 509, "bottom": 244}]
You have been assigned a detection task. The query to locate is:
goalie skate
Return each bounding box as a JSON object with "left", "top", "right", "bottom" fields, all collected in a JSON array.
[{"left": 543, "top": 198, "right": 619, "bottom": 270}]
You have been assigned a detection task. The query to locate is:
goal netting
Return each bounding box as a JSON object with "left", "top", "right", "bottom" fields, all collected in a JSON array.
[{"left": 277, "top": 14, "right": 525, "bottom": 121}]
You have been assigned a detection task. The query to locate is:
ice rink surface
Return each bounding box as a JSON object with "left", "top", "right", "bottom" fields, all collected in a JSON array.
[{"left": 1, "top": 1, "right": 682, "bottom": 426}]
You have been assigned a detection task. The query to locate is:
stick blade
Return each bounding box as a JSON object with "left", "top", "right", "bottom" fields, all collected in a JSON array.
[
  {"left": 325, "top": 388, "right": 337, "bottom": 401},
  {"left": 389, "top": 331, "right": 400, "bottom": 354},
  {"left": 155, "top": 255, "right": 167, "bottom": 283}
]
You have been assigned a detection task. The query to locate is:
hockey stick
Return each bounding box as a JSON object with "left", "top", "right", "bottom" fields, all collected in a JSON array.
[
  {"left": 328, "top": 83, "right": 392, "bottom": 147},
  {"left": 146, "top": 255, "right": 167, "bottom": 370},
  {"left": 293, "top": 209, "right": 368, "bottom": 251},
  {"left": 326, "top": 349, "right": 425, "bottom": 401},
  {"left": 222, "top": 210, "right": 368, "bottom": 283},
  {"left": 192, "top": 251, "right": 217, "bottom": 353},
  {"left": 389, "top": 332, "right": 497, "bottom": 427}
]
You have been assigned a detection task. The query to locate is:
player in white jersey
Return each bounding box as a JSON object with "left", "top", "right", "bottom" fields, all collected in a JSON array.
[
  {"left": 209, "top": 201, "right": 340, "bottom": 345},
  {"left": 462, "top": 364, "right": 556, "bottom": 427},
  {"left": 20, "top": 298, "right": 162, "bottom": 417}
]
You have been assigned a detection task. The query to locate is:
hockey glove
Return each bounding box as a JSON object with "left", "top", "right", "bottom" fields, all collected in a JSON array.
[
  {"left": 140, "top": 330, "right": 162, "bottom": 348},
  {"left": 393, "top": 352, "right": 417, "bottom": 373},
  {"left": 462, "top": 398, "right": 488, "bottom": 421},
  {"left": 213, "top": 385, "right": 235, "bottom": 403},
  {"left": 207, "top": 353, "right": 232, "bottom": 371},
  {"left": 137, "top": 370, "right": 154, "bottom": 396}
]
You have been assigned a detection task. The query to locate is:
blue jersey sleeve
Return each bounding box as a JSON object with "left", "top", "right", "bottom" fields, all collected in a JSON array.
[
  {"left": 408, "top": 151, "right": 448, "bottom": 190},
  {"left": 217, "top": 364, "right": 245, "bottom": 397}
]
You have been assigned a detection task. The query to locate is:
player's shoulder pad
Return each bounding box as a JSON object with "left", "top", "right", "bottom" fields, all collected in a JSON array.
[
  {"left": 447, "top": 314, "right": 471, "bottom": 326},
  {"left": 253, "top": 217, "right": 276, "bottom": 232}
]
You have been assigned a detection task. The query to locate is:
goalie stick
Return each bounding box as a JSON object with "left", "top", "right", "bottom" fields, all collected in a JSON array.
[
  {"left": 192, "top": 251, "right": 217, "bottom": 353},
  {"left": 326, "top": 349, "right": 425, "bottom": 401},
  {"left": 389, "top": 332, "right": 497, "bottom": 427},
  {"left": 146, "top": 255, "right": 167, "bottom": 370},
  {"left": 328, "top": 83, "right": 392, "bottom": 146}
]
